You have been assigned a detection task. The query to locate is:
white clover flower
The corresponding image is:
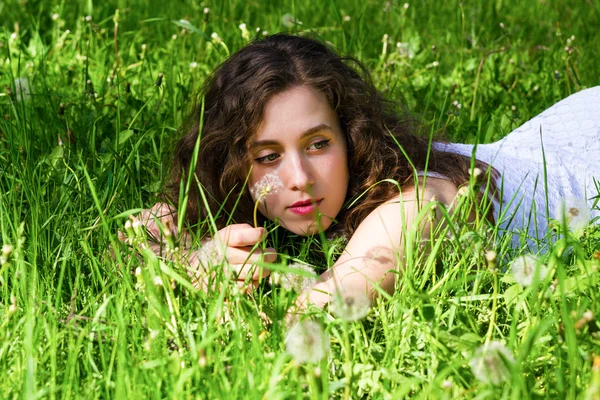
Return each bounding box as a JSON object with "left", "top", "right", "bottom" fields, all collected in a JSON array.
[
  {"left": 285, "top": 320, "right": 329, "bottom": 364},
  {"left": 554, "top": 196, "right": 591, "bottom": 232},
  {"left": 469, "top": 341, "right": 514, "bottom": 385},
  {"left": 511, "top": 254, "right": 547, "bottom": 287},
  {"left": 331, "top": 290, "right": 371, "bottom": 322},
  {"left": 271, "top": 262, "right": 318, "bottom": 293},
  {"left": 14, "top": 77, "right": 31, "bottom": 102},
  {"left": 250, "top": 173, "right": 283, "bottom": 201},
  {"left": 281, "top": 13, "right": 295, "bottom": 28}
]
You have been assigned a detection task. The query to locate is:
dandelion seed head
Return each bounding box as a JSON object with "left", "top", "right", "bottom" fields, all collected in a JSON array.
[
  {"left": 511, "top": 254, "right": 547, "bottom": 287},
  {"left": 331, "top": 290, "right": 371, "bottom": 321},
  {"left": 271, "top": 262, "right": 317, "bottom": 293},
  {"left": 469, "top": 341, "right": 514, "bottom": 385},
  {"left": 197, "top": 238, "right": 224, "bottom": 268},
  {"left": 285, "top": 320, "right": 329, "bottom": 364},
  {"left": 554, "top": 196, "right": 591, "bottom": 232},
  {"left": 281, "top": 13, "right": 295, "bottom": 28},
  {"left": 250, "top": 173, "right": 283, "bottom": 201}
]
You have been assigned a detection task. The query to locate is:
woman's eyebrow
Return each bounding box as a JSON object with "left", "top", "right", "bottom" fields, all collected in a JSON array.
[{"left": 250, "top": 123, "right": 332, "bottom": 149}]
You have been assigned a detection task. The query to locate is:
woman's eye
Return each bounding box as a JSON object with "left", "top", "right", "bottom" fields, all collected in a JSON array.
[
  {"left": 309, "top": 140, "right": 330, "bottom": 150},
  {"left": 256, "top": 153, "right": 280, "bottom": 163}
]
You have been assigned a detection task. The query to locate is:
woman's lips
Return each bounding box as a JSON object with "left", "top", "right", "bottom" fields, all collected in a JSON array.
[{"left": 288, "top": 199, "right": 323, "bottom": 215}]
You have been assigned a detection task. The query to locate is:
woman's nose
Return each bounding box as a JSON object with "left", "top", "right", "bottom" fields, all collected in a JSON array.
[{"left": 283, "top": 154, "right": 314, "bottom": 191}]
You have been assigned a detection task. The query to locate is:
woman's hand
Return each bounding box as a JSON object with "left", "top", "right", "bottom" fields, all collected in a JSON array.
[{"left": 187, "top": 223, "right": 276, "bottom": 292}]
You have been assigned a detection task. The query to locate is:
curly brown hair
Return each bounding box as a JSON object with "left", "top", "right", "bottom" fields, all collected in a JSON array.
[{"left": 168, "top": 34, "right": 494, "bottom": 238}]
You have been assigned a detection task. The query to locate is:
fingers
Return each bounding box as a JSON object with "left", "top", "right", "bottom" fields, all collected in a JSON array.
[
  {"left": 229, "top": 262, "right": 272, "bottom": 281},
  {"left": 217, "top": 224, "right": 267, "bottom": 247}
]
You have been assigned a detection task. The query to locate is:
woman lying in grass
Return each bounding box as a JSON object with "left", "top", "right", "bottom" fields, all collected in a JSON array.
[{"left": 121, "top": 34, "right": 600, "bottom": 310}]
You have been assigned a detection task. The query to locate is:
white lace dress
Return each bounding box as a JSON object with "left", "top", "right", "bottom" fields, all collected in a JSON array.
[{"left": 433, "top": 86, "right": 600, "bottom": 249}]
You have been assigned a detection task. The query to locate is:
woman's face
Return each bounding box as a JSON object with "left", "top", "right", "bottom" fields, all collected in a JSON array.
[{"left": 248, "top": 85, "right": 349, "bottom": 235}]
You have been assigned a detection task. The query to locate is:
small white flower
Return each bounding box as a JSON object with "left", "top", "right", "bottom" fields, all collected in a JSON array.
[
  {"left": 239, "top": 23, "right": 250, "bottom": 41},
  {"left": 331, "top": 290, "right": 371, "bottom": 322},
  {"left": 272, "top": 262, "right": 318, "bottom": 293},
  {"left": 85, "top": 15, "right": 92, "bottom": 22},
  {"left": 499, "top": 22, "right": 505, "bottom": 29},
  {"left": 485, "top": 250, "right": 497, "bottom": 263},
  {"left": 511, "top": 254, "right": 547, "bottom": 287},
  {"left": 285, "top": 320, "right": 329, "bottom": 364},
  {"left": 211, "top": 32, "right": 222, "bottom": 44},
  {"left": 470, "top": 167, "right": 482, "bottom": 178},
  {"left": 51, "top": 13, "right": 59, "bottom": 21},
  {"left": 432, "top": 61, "right": 439, "bottom": 67},
  {"left": 10, "top": 32, "right": 18, "bottom": 41},
  {"left": 554, "top": 196, "right": 591, "bottom": 232},
  {"left": 171, "top": 34, "right": 177, "bottom": 40},
  {"left": 250, "top": 173, "right": 283, "bottom": 201},
  {"left": 469, "top": 341, "right": 514, "bottom": 385},
  {"left": 343, "top": 15, "right": 351, "bottom": 22},
  {"left": 153, "top": 276, "right": 163, "bottom": 287},
  {"left": 281, "top": 13, "right": 295, "bottom": 28},
  {"left": 2, "top": 244, "right": 13, "bottom": 259},
  {"left": 403, "top": 3, "right": 409, "bottom": 9},
  {"left": 203, "top": 7, "right": 210, "bottom": 14},
  {"left": 189, "top": 61, "right": 198, "bottom": 69}
]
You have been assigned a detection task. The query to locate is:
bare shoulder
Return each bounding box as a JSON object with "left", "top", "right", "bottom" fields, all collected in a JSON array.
[
  {"left": 384, "top": 177, "right": 459, "bottom": 208},
  {"left": 342, "top": 177, "right": 458, "bottom": 254}
]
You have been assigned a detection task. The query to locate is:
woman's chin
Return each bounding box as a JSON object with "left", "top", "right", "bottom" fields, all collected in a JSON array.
[{"left": 279, "top": 218, "right": 333, "bottom": 236}]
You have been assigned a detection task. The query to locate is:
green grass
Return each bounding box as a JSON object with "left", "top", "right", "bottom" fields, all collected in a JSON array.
[{"left": 1, "top": 0, "right": 600, "bottom": 398}]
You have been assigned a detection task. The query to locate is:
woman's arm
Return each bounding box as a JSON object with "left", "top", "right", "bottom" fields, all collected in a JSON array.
[{"left": 298, "top": 177, "right": 459, "bottom": 309}]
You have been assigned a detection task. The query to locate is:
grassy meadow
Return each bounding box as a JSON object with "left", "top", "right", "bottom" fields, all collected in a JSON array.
[{"left": 1, "top": 0, "right": 600, "bottom": 398}]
